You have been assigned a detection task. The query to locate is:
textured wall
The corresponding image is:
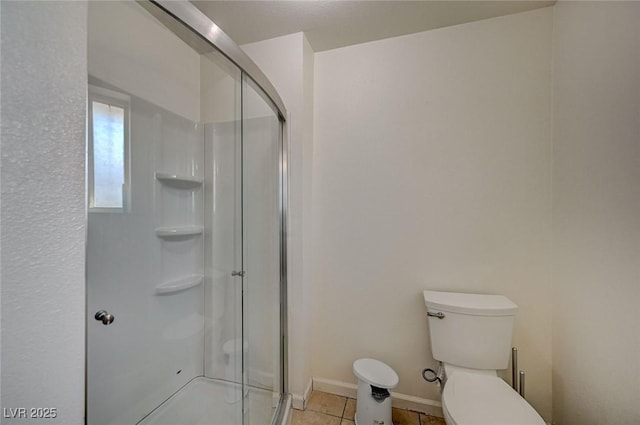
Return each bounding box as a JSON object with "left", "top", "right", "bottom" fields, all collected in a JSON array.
[
  {"left": 1, "top": 2, "right": 87, "bottom": 424},
  {"left": 312, "top": 8, "right": 553, "bottom": 420},
  {"left": 551, "top": 2, "right": 640, "bottom": 424}
]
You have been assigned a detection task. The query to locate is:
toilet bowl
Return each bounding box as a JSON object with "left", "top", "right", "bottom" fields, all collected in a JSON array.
[{"left": 441, "top": 367, "right": 544, "bottom": 425}]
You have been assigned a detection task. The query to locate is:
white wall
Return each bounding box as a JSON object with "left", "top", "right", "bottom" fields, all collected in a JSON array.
[
  {"left": 551, "top": 2, "right": 640, "bottom": 425},
  {"left": 312, "top": 8, "right": 553, "bottom": 420},
  {"left": 242, "top": 33, "right": 315, "bottom": 408},
  {"left": 0, "top": 2, "right": 87, "bottom": 424}
]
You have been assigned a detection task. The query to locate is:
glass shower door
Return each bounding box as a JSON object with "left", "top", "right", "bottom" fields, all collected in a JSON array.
[
  {"left": 202, "top": 48, "right": 245, "bottom": 424},
  {"left": 87, "top": 2, "right": 286, "bottom": 425},
  {"left": 241, "top": 75, "right": 284, "bottom": 425},
  {"left": 87, "top": 2, "right": 243, "bottom": 425}
]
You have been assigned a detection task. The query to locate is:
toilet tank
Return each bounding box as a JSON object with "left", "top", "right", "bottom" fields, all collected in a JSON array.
[{"left": 423, "top": 290, "right": 518, "bottom": 370}]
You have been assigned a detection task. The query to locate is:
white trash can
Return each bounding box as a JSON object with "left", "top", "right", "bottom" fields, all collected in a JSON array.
[{"left": 353, "top": 358, "right": 399, "bottom": 425}]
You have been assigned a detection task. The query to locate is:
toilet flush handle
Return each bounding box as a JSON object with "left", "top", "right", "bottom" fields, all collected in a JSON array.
[{"left": 427, "top": 311, "right": 445, "bottom": 319}]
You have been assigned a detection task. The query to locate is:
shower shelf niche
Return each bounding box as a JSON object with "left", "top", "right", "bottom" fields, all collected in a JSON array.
[
  {"left": 155, "top": 225, "right": 203, "bottom": 239},
  {"left": 155, "top": 274, "right": 204, "bottom": 295},
  {"left": 155, "top": 172, "right": 203, "bottom": 189}
]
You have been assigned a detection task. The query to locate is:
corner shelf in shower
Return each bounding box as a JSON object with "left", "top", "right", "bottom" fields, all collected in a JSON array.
[
  {"left": 155, "top": 172, "right": 203, "bottom": 189},
  {"left": 155, "top": 274, "right": 204, "bottom": 295},
  {"left": 155, "top": 225, "right": 204, "bottom": 239}
]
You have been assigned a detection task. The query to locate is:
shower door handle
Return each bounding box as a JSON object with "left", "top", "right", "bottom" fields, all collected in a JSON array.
[{"left": 95, "top": 310, "right": 115, "bottom": 325}]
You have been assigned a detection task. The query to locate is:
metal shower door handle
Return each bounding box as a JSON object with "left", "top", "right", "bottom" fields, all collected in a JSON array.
[{"left": 95, "top": 310, "right": 115, "bottom": 325}]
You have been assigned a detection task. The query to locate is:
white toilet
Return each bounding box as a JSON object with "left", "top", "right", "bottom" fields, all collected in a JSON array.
[{"left": 423, "top": 290, "right": 545, "bottom": 425}]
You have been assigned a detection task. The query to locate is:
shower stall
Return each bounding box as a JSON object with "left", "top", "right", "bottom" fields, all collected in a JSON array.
[{"left": 86, "top": 2, "right": 288, "bottom": 425}]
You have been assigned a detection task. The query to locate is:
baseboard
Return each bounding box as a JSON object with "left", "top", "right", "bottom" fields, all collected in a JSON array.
[
  {"left": 312, "top": 377, "right": 358, "bottom": 398},
  {"left": 312, "top": 377, "right": 443, "bottom": 418},
  {"left": 291, "top": 393, "right": 304, "bottom": 410},
  {"left": 304, "top": 377, "right": 313, "bottom": 404},
  {"left": 291, "top": 377, "right": 313, "bottom": 410},
  {"left": 391, "top": 391, "right": 443, "bottom": 418}
]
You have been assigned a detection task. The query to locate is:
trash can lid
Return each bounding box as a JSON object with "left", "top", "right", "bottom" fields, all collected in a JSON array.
[{"left": 353, "top": 358, "right": 399, "bottom": 389}]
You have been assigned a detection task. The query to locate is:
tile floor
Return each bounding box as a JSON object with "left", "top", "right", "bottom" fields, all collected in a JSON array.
[{"left": 291, "top": 391, "right": 446, "bottom": 425}]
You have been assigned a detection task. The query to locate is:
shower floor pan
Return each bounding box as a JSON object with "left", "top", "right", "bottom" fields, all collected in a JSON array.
[{"left": 137, "top": 377, "right": 277, "bottom": 425}]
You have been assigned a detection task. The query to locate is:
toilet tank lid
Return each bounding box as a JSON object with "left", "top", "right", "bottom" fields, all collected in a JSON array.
[{"left": 423, "top": 291, "right": 517, "bottom": 316}]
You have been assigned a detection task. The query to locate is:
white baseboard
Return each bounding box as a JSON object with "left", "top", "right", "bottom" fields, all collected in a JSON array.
[
  {"left": 291, "top": 377, "right": 313, "bottom": 410},
  {"left": 390, "top": 391, "right": 443, "bottom": 418},
  {"left": 312, "top": 377, "right": 443, "bottom": 418},
  {"left": 304, "top": 377, "right": 313, "bottom": 403},
  {"left": 312, "top": 377, "right": 358, "bottom": 398},
  {"left": 291, "top": 393, "right": 304, "bottom": 410}
]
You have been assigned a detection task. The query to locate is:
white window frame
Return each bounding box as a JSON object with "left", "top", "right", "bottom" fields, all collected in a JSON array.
[{"left": 88, "top": 85, "right": 131, "bottom": 212}]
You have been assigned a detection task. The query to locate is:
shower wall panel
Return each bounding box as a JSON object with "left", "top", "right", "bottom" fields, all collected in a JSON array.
[{"left": 87, "top": 87, "right": 205, "bottom": 425}]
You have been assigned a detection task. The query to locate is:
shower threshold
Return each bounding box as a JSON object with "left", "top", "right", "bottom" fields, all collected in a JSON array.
[{"left": 137, "top": 377, "right": 277, "bottom": 425}]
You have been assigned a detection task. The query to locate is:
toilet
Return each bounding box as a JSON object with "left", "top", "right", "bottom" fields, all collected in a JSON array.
[{"left": 423, "top": 290, "right": 545, "bottom": 425}]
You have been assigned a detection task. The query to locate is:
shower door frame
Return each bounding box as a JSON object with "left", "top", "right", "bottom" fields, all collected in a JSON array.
[{"left": 150, "top": 0, "right": 287, "bottom": 121}]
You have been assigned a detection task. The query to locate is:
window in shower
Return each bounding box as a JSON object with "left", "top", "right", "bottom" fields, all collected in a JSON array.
[{"left": 88, "top": 85, "right": 130, "bottom": 211}]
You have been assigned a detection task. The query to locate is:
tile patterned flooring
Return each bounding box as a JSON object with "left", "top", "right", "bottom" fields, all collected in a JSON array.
[{"left": 291, "top": 391, "right": 446, "bottom": 425}]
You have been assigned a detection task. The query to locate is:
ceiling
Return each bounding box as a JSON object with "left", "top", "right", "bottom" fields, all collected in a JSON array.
[{"left": 191, "top": 1, "right": 555, "bottom": 52}]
